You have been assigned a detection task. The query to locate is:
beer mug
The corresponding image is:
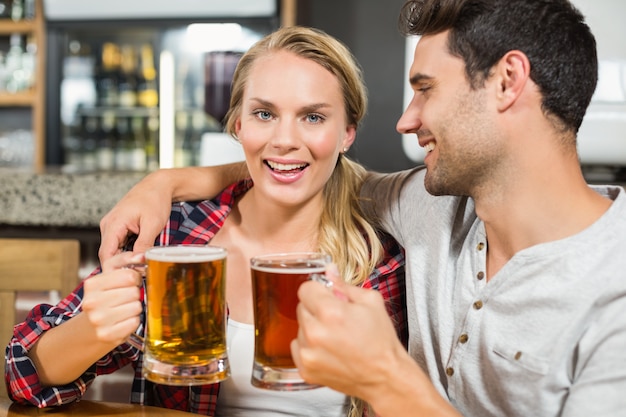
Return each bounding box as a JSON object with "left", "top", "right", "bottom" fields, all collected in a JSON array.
[
  {"left": 250, "top": 252, "right": 331, "bottom": 390},
  {"left": 127, "top": 245, "right": 230, "bottom": 385}
]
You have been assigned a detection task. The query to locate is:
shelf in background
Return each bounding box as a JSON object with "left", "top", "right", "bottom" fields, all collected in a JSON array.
[
  {"left": 0, "top": 90, "right": 36, "bottom": 106},
  {"left": 0, "top": 19, "right": 36, "bottom": 34}
]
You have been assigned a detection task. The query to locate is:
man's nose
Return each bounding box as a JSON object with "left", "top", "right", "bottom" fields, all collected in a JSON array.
[{"left": 396, "top": 96, "right": 422, "bottom": 135}]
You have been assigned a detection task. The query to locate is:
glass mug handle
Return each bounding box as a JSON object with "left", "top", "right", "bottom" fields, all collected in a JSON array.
[
  {"left": 309, "top": 273, "right": 333, "bottom": 288},
  {"left": 126, "top": 332, "right": 145, "bottom": 352},
  {"left": 123, "top": 262, "right": 147, "bottom": 352},
  {"left": 309, "top": 271, "right": 348, "bottom": 301}
]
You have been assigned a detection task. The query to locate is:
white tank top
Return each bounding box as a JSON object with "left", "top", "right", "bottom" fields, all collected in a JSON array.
[{"left": 214, "top": 319, "right": 349, "bottom": 417}]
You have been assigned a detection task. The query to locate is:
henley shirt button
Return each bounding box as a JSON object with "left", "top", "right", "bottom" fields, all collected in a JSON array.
[
  {"left": 446, "top": 367, "right": 454, "bottom": 376},
  {"left": 458, "top": 334, "right": 469, "bottom": 344},
  {"left": 476, "top": 271, "right": 485, "bottom": 280},
  {"left": 515, "top": 351, "right": 523, "bottom": 360},
  {"left": 473, "top": 300, "right": 483, "bottom": 310},
  {"left": 476, "top": 242, "right": 485, "bottom": 251}
]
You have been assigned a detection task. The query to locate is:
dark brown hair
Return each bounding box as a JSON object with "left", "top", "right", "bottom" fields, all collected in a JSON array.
[{"left": 399, "top": 0, "right": 598, "bottom": 133}]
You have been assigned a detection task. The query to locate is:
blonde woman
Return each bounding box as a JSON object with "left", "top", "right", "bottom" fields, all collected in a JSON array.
[{"left": 6, "top": 26, "right": 406, "bottom": 417}]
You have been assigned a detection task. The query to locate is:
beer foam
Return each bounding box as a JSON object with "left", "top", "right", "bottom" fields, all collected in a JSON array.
[
  {"left": 251, "top": 265, "right": 326, "bottom": 274},
  {"left": 145, "top": 245, "right": 226, "bottom": 262}
]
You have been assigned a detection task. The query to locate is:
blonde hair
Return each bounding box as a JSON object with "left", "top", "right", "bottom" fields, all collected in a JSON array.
[{"left": 224, "top": 26, "right": 382, "bottom": 417}]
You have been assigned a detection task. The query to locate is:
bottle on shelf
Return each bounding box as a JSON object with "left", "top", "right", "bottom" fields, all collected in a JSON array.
[
  {"left": 137, "top": 44, "right": 158, "bottom": 108},
  {"left": 145, "top": 114, "right": 159, "bottom": 171},
  {"left": 10, "top": 0, "right": 22, "bottom": 21},
  {"left": 0, "top": 52, "right": 7, "bottom": 92},
  {"left": 82, "top": 114, "right": 98, "bottom": 172},
  {"left": 23, "top": 0, "right": 33, "bottom": 20},
  {"left": 96, "top": 111, "right": 116, "bottom": 171},
  {"left": 129, "top": 115, "right": 147, "bottom": 171},
  {"left": 97, "top": 42, "right": 121, "bottom": 107},
  {"left": 4, "top": 33, "right": 25, "bottom": 93},
  {"left": 21, "top": 34, "right": 36, "bottom": 90},
  {"left": 118, "top": 44, "right": 138, "bottom": 108},
  {"left": 62, "top": 121, "right": 83, "bottom": 172},
  {"left": 115, "top": 115, "right": 132, "bottom": 171},
  {"left": 0, "top": 1, "right": 11, "bottom": 18}
]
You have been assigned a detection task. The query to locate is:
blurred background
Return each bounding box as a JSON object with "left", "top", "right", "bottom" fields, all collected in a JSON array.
[{"left": 1, "top": 0, "right": 624, "bottom": 404}]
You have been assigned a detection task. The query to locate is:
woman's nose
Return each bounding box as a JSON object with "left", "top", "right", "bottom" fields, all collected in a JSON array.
[{"left": 270, "top": 118, "right": 300, "bottom": 149}]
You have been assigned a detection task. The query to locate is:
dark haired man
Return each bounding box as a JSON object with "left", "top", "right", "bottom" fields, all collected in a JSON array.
[{"left": 98, "top": 1, "right": 626, "bottom": 415}]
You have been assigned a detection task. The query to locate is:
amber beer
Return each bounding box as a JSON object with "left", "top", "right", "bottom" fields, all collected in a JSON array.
[
  {"left": 143, "top": 245, "right": 229, "bottom": 385},
  {"left": 250, "top": 252, "right": 331, "bottom": 390}
]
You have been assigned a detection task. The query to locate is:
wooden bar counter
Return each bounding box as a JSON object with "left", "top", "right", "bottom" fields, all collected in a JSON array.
[{"left": 0, "top": 398, "right": 197, "bottom": 416}]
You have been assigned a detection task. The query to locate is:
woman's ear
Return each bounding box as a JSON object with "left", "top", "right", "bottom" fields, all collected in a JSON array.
[
  {"left": 493, "top": 50, "right": 531, "bottom": 112},
  {"left": 341, "top": 124, "right": 357, "bottom": 152},
  {"left": 234, "top": 117, "right": 242, "bottom": 138}
]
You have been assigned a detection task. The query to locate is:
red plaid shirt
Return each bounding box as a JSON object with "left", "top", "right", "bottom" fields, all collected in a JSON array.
[{"left": 5, "top": 179, "right": 406, "bottom": 415}]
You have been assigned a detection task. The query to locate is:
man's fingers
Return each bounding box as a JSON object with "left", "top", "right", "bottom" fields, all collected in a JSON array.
[
  {"left": 98, "top": 229, "right": 124, "bottom": 263},
  {"left": 101, "top": 251, "right": 145, "bottom": 273},
  {"left": 130, "top": 217, "right": 170, "bottom": 254},
  {"left": 131, "top": 229, "right": 157, "bottom": 254},
  {"left": 99, "top": 220, "right": 138, "bottom": 263}
]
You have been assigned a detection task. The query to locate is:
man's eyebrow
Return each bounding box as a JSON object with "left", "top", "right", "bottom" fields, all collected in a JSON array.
[{"left": 409, "top": 73, "right": 434, "bottom": 86}]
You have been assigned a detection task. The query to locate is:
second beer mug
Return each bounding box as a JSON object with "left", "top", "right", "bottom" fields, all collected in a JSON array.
[
  {"left": 250, "top": 252, "right": 331, "bottom": 391},
  {"left": 129, "top": 245, "right": 230, "bottom": 385}
]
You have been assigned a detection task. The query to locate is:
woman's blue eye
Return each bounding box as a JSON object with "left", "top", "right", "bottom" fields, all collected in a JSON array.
[
  {"left": 256, "top": 111, "right": 272, "bottom": 120},
  {"left": 307, "top": 114, "right": 322, "bottom": 123}
]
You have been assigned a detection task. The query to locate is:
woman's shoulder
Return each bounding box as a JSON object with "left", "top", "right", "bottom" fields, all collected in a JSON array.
[{"left": 364, "top": 230, "right": 405, "bottom": 289}]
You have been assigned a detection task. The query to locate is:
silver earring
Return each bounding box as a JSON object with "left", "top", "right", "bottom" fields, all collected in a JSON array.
[{"left": 343, "top": 147, "right": 349, "bottom": 153}]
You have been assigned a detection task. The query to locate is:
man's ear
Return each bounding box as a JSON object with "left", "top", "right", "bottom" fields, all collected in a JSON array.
[{"left": 494, "top": 50, "right": 531, "bottom": 112}]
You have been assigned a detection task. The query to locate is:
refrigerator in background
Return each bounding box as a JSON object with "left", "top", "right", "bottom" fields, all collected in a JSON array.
[{"left": 43, "top": 0, "right": 281, "bottom": 172}]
